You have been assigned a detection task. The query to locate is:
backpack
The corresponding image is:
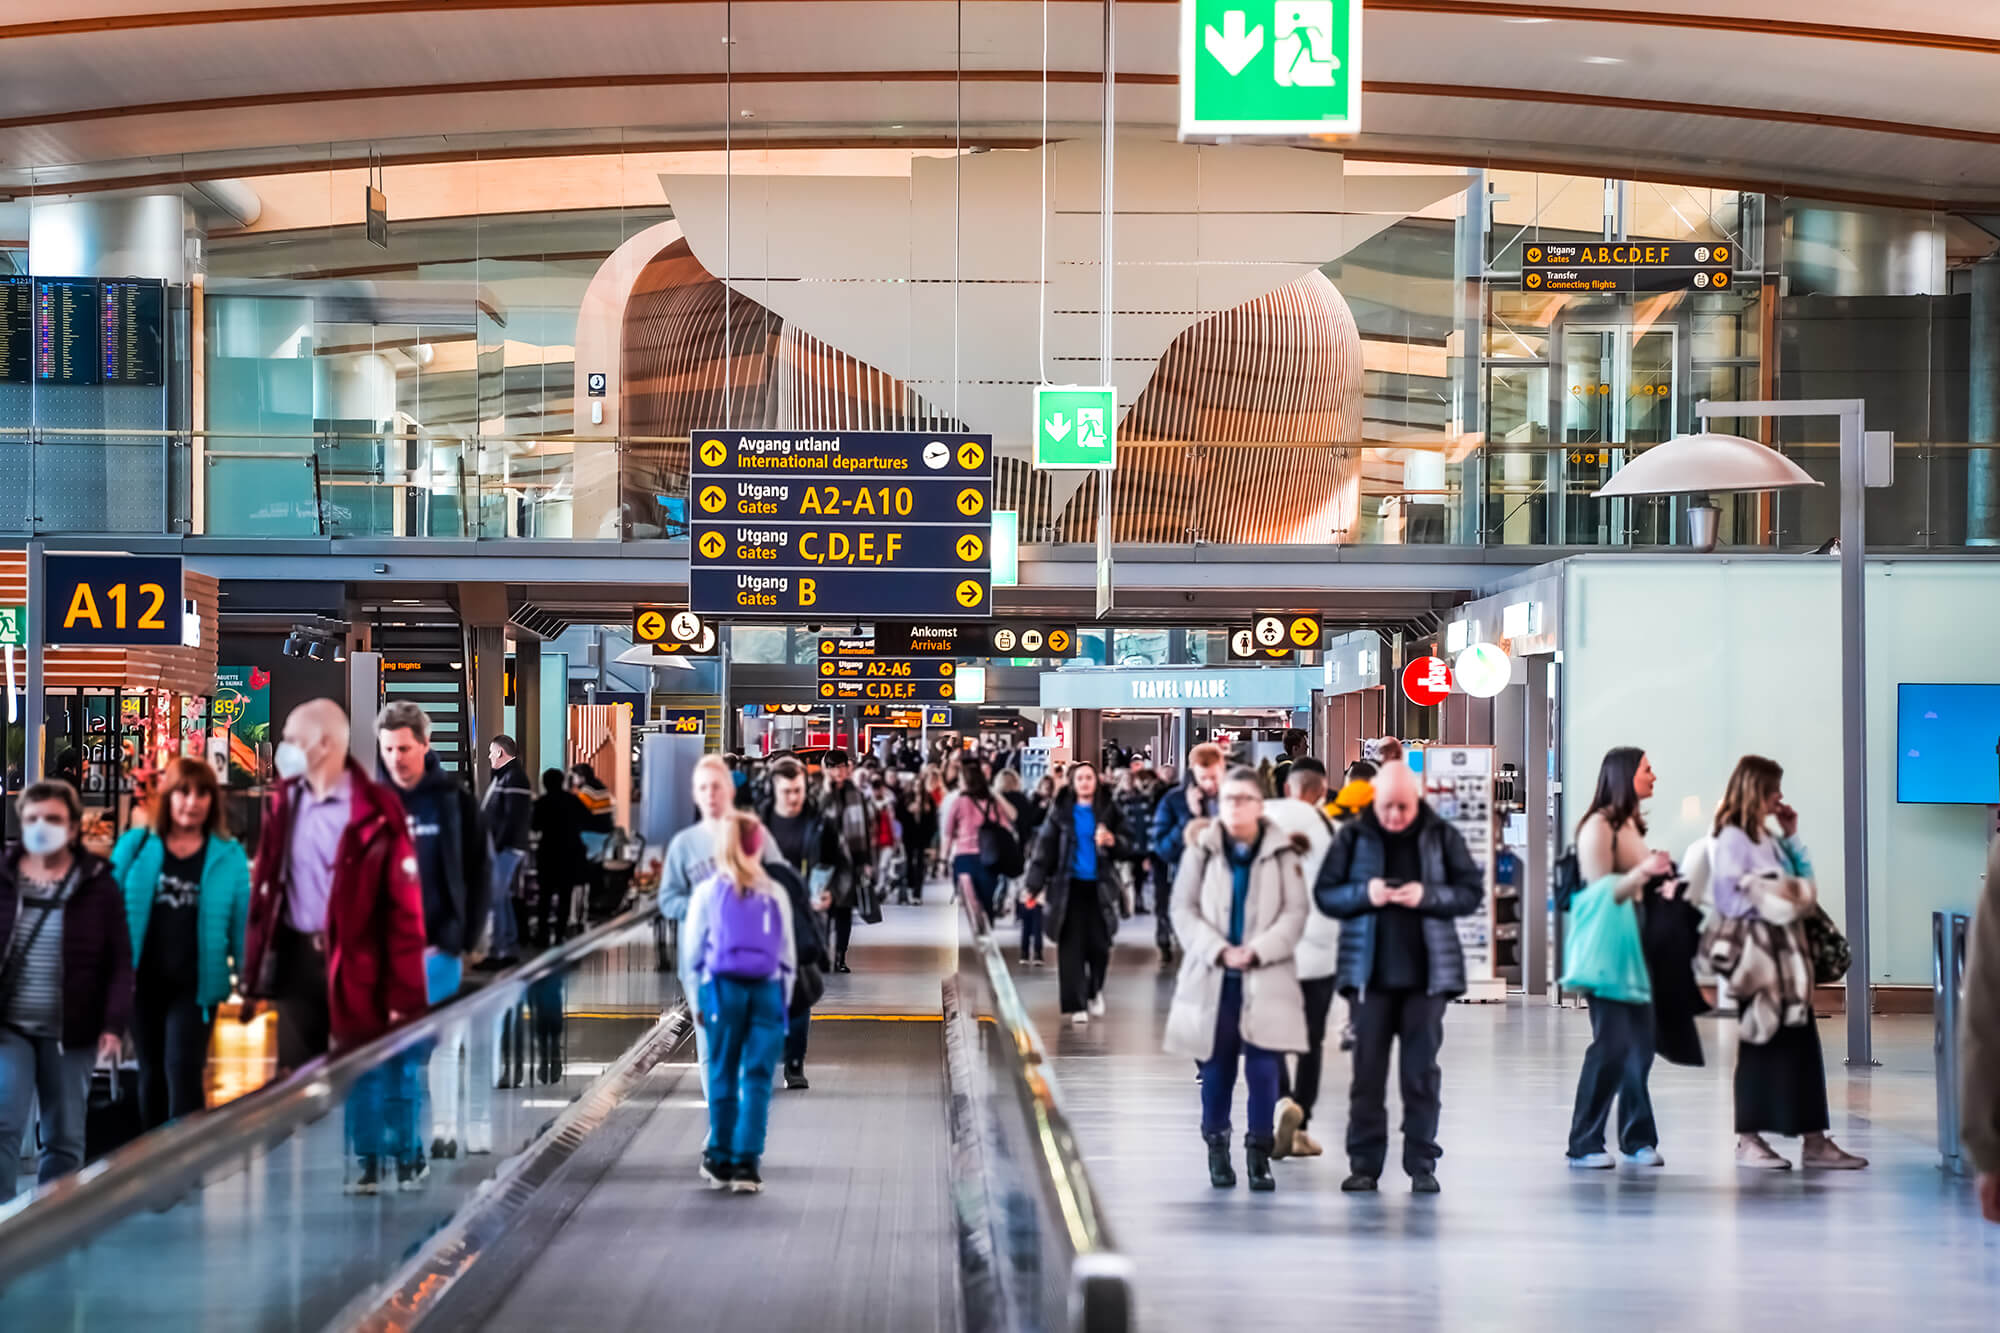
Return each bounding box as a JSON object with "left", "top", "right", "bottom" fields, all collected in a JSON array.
[
  {"left": 976, "top": 799, "right": 1024, "bottom": 878},
  {"left": 1553, "top": 844, "right": 1583, "bottom": 912},
  {"left": 708, "top": 881, "right": 786, "bottom": 981}
]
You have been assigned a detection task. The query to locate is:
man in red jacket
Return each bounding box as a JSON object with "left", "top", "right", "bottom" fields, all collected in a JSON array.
[{"left": 244, "top": 699, "right": 427, "bottom": 1070}]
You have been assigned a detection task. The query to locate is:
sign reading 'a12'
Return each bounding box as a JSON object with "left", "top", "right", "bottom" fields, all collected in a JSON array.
[
  {"left": 690, "top": 429, "right": 992, "bottom": 618},
  {"left": 44, "top": 554, "right": 184, "bottom": 646}
]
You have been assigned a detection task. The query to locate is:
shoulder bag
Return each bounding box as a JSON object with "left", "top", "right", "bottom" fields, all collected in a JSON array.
[
  {"left": 976, "top": 799, "right": 1024, "bottom": 878},
  {"left": 1558, "top": 876, "right": 1652, "bottom": 1004}
]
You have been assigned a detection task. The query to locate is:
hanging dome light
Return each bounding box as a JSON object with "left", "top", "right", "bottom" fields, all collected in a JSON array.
[{"left": 1592, "top": 431, "right": 1821, "bottom": 498}]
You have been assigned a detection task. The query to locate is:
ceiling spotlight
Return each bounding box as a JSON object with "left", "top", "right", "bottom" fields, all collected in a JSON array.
[
  {"left": 283, "top": 633, "right": 303, "bottom": 657},
  {"left": 306, "top": 640, "right": 329, "bottom": 661}
]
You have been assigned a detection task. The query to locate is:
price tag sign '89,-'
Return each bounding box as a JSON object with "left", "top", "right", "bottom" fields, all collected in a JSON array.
[{"left": 43, "top": 554, "right": 185, "bottom": 647}]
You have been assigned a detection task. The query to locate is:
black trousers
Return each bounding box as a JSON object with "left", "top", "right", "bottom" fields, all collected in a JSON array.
[
  {"left": 1277, "top": 974, "right": 1340, "bottom": 1127},
  {"left": 133, "top": 975, "right": 212, "bottom": 1130},
  {"left": 272, "top": 926, "right": 330, "bottom": 1075},
  {"left": 785, "top": 1005, "right": 810, "bottom": 1068},
  {"left": 902, "top": 841, "right": 927, "bottom": 895},
  {"left": 1057, "top": 883, "right": 1110, "bottom": 1015},
  {"left": 830, "top": 903, "right": 854, "bottom": 959},
  {"left": 1150, "top": 857, "right": 1178, "bottom": 951},
  {"left": 1346, "top": 987, "right": 1448, "bottom": 1177},
  {"left": 1567, "top": 996, "right": 1658, "bottom": 1156}
]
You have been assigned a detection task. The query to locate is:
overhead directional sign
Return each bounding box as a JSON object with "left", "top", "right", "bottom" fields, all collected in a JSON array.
[
  {"left": 633, "top": 606, "right": 718, "bottom": 654},
  {"left": 1035, "top": 385, "right": 1118, "bottom": 470},
  {"left": 1229, "top": 627, "right": 1294, "bottom": 663},
  {"left": 1522, "top": 242, "right": 1733, "bottom": 294},
  {"left": 690, "top": 429, "right": 993, "bottom": 618},
  {"left": 1180, "top": 0, "right": 1363, "bottom": 140},
  {"left": 1250, "top": 612, "right": 1322, "bottom": 653},
  {"left": 817, "top": 658, "right": 958, "bottom": 682},
  {"left": 817, "top": 677, "right": 958, "bottom": 702},
  {"left": 870, "top": 622, "right": 1081, "bottom": 659},
  {"left": 656, "top": 707, "right": 708, "bottom": 736},
  {"left": 43, "top": 554, "right": 184, "bottom": 647}
]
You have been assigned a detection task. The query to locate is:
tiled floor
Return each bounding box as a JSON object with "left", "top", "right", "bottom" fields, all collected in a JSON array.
[{"left": 1023, "top": 915, "right": 2000, "bottom": 1333}]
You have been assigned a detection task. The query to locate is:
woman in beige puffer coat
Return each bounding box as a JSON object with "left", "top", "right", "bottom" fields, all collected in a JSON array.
[{"left": 1164, "top": 767, "right": 1310, "bottom": 1193}]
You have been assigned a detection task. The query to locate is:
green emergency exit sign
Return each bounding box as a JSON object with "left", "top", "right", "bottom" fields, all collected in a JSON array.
[
  {"left": 1180, "top": 0, "right": 1363, "bottom": 139},
  {"left": 0, "top": 605, "right": 22, "bottom": 646},
  {"left": 1035, "top": 385, "right": 1118, "bottom": 471}
]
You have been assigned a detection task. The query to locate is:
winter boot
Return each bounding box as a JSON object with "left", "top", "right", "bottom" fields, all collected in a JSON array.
[
  {"left": 1205, "top": 1132, "right": 1236, "bottom": 1188},
  {"left": 1245, "top": 1134, "right": 1277, "bottom": 1193}
]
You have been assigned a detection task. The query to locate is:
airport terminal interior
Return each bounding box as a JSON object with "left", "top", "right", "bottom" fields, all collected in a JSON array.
[{"left": 2, "top": 1, "right": 2000, "bottom": 1329}]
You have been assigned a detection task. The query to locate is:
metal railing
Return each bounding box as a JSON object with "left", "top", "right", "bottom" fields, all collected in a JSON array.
[
  {"left": 949, "top": 889, "right": 1131, "bottom": 1333},
  {"left": 0, "top": 900, "right": 667, "bottom": 1305}
]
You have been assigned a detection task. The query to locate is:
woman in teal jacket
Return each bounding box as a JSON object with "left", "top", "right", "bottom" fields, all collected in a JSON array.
[{"left": 112, "top": 757, "right": 251, "bottom": 1129}]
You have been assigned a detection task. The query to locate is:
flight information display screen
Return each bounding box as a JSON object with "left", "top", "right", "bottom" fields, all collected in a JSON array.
[{"left": 0, "top": 275, "right": 168, "bottom": 386}]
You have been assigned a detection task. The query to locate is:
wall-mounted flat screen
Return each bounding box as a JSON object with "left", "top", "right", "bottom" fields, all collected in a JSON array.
[
  {"left": 0, "top": 275, "right": 30, "bottom": 383},
  {"left": 100, "top": 278, "right": 165, "bottom": 385},
  {"left": 1896, "top": 682, "right": 2000, "bottom": 804},
  {"left": 36, "top": 277, "right": 100, "bottom": 384}
]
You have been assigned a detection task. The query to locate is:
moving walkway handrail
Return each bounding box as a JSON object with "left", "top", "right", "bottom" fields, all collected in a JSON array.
[
  {"left": 956, "top": 889, "right": 1132, "bottom": 1332},
  {"left": 0, "top": 900, "right": 662, "bottom": 1286}
]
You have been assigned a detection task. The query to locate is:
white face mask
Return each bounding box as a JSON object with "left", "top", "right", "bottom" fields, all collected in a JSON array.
[
  {"left": 273, "top": 741, "right": 311, "bottom": 781},
  {"left": 20, "top": 820, "right": 69, "bottom": 857}
]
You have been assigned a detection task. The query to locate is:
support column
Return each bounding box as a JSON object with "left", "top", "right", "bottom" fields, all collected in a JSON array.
[
  {"left": 1523, "top": 654, "right": 1552, "bottom": 999},
  {"left": 515, "top": 637, "right": 542, "bottom": 781},
  {"left": 1968, "top": 255, "right": 2000, "bottom": 545},
  {"left": 458, "top": 584, "right": 509, "bottom": 794},
  {"left": 1073, "top": 709, "right": 1104, "bottom": 771}
]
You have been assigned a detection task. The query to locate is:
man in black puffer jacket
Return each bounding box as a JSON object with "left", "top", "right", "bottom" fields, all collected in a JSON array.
[{"left": 1314, "top": 761, "right": 1482, "bottom": 1196}]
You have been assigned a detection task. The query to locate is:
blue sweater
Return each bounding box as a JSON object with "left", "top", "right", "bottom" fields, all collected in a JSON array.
[{"left": 112, "top": 828, "right": 252, "bottom": 1015}]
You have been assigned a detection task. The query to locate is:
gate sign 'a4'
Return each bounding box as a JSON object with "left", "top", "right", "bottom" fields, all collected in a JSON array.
[{"left": 1180, "top": 0, "right": 1362, "bottom": 139}]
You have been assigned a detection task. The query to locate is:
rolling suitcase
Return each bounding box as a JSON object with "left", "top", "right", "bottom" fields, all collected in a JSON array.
[{"left": 84, "top": 1062, "right": 144, "bottom": 1162}]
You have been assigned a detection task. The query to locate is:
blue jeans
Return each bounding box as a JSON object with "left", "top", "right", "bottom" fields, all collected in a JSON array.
[
  {"left": 347, "top": 952, "right": 462, "bottom": 1165},
  {"left": 490, "top": 848, "right": 525, "bottom": 957},
  {"left": 1018, "top": 902, "right": 1045, "bottom": 961},
  {"left": 699, "top": 975, "right": 787, "bottom": 1165},
  {"left": 0, "top": 1027, "right": 95, "bottom": 1200},
  {"left": 1198, "top": 974, "right": 1283, "bottom": 1142},
  {"left": 953, "top": 853, "right": 999, "bottom": 920}
]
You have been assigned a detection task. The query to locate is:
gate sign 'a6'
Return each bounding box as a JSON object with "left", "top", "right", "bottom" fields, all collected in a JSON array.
[
  {"left": 1180, "top": 0, "right": 1362, "bottom": 139},
  {"left": 1401, "top": 655, "right": 1452, "bottom": 708}
]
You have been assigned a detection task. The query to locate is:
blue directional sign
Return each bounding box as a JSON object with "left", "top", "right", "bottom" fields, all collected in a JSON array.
[{"left": 689, "top": 429, "right": 993, "bottom": 619}]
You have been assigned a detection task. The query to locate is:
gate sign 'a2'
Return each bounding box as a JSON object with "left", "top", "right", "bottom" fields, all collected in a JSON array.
[
  {"left": 1401, "top": 655, "right": 1453, "bottom": 708},
  {"left": 1180, "top": 0, "right": 1362, "bottom": 139}
]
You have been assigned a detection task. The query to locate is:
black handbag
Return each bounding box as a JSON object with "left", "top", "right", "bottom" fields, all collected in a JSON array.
[
  {"left": 1801, "top": 904, "right": 1851, "bottom": 985},
  {"left": 976, "top": 800, "right": 1024, "bottom": 878}
]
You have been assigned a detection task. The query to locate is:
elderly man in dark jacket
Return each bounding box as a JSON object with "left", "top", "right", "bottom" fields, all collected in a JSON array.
[{"left": 1314, "top": 761, "right": 1482, "bottom": 1195}]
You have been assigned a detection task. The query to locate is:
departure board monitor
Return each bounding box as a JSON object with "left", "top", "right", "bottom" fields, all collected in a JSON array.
[{"left": 0, "top": 275, "right": 168, "bottom": 387}]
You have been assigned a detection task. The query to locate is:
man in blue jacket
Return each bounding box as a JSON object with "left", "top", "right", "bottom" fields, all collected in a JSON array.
[
  {"left": 1151, "top": 743, "right": 1226, "bottom": 963},
  {"left": 1314, "top": 762, "right": 1482, "bottom": 1196}
]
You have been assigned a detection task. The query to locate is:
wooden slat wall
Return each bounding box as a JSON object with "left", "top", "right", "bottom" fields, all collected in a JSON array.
[{"left": 0, "top": 553, "right": 221, "bottom": 695}]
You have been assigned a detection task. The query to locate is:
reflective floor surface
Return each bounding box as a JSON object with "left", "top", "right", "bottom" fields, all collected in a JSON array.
[{"left": 1022, "top": 912, "right": 2000, "bottom": 1333}]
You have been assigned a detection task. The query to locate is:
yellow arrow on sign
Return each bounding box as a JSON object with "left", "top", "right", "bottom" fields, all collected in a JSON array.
[
  {"left": 955, "top": 533, "right": 983, "bottom": 562},
  {"left": 1047, "top": 630, "right": 1070, "bottom": 653},
  {"left": 956, "top": 488, "right": 984, "bottom": 517},
  {"left": 820, "top": 682, "right": 835, "bottom": 697},
  {"left": 1289, "top": 616, "right": 1320, "bottom": 648},
  {"left": 819, "top": 661, "right": 834, "bottom": 676},
  {"left": 635, "top": 610, "right": 666, "bottom": 641},
  {"left": 940, "top": 662, "right": 955, "bottom": 676},
  {"left": 698, "top": 532, "right": 726, "bottom": 559},
  {"left": 700, "top": 485, "right": 727, "bottom": 513},
  {"left": 940, "top": 683, "right": 954, "bottom": 698},
  {"left": 955, "top": 580, "right": 983, "bottom": 607},
  {"left": 699, "top": 438, "right": 728, "bottom": 468},
  {"left": 957, "top": 440, "right": 984, "bottom": 470}
]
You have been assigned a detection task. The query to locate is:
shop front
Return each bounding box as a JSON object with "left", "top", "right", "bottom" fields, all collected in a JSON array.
[{"left": 1039, "top": 666, "right": 1317, "bottom": 775}]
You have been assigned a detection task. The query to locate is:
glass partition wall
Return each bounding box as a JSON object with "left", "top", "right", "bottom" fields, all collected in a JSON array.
[{"left": 0, "top": 123, "right": 1983, "bottom": 550}]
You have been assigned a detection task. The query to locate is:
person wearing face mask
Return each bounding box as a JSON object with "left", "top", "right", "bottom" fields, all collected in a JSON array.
[
  {"left": 110, "top": 757, "right": 251, "bottom": 1130},
  {"left": 242, "top": 700, "right": 428, "bottom": 1088},
  {"left": 1152, "top": 743, "right": 1227, "bottom": 964},
  {"left": 0, "top": 780, "right": 134, "bottom": 1200},
  {"left": 1315, "top": 761, "right": 1484, "bottom": 1195}
]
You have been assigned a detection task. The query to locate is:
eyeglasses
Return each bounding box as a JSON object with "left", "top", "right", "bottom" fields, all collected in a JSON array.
[{"left": 1220, "top": 792, "right": 1260, "bottom": 805}]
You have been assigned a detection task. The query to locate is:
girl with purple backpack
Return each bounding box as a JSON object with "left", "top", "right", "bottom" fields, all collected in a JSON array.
[{"left": 683, "top": 812, "right": 796, "bottom": 1193}]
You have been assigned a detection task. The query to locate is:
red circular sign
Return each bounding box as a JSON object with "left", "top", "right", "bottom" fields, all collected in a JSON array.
[{"left": 1401, "top": 656, "right": 1454, "bottom": 707}]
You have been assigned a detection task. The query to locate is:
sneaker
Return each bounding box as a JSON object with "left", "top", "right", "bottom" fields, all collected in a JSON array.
[
  {"left": 1568, "top": 1152, "right": 1615, "bottom": 1170},
  {"left": 397, "top": 1157, "right": 430, "bottom": 1192},
  {"left": 430, "top": 1136, "right": 458, "bottom": 1161},
  {"left": 785, "top": 1064, "right": 810, "bottom": 1091},
  {"left": 731, "top": 1162, "right": 764, "bottom": 1194},
  {"left": 1272, "top": 1098, "right": 1304, "bottom": 1160},
  {"left": 1291, "top": 1129, "right": 1324, "bottom": 1158},
  {"left": 1736, "top": 1135, "right": 1792, "bottom": 1170},
  {"left": 699, "top": 1153, "right": 734, "bottom": 1189},
  {"left": 1087, "top": 994, "right": 1105, "bottom": 1018},
  {"left": 1338, "top": 1022, "right": 1356, "bottom": 1052},
  {"left": 1032, "top": 957, "right": 1045, "bottom": 967},
  {"left": 1626, "top": 1147, "right": 1666, "bottom": 1168},
  {"left": 1411, "top": 1172, "right": 1441, "bottom": 1195},
  {"left": 1340, "top": 1172, "right": 1378, "bottom": 1193},
  {"left": 1801, "top": 1137, "right": 1868, "bottom": 1170},
  {"left": 1069, "top": 1011, "right": 1089, "bottom": 1026},
  {"left": 346, "top": 1158, "right": 383, "bottom": 1196}
]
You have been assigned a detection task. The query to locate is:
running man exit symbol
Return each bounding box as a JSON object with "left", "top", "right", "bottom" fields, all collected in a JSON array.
[
  {"left": 1275, "top": 2, "right": 1338, "bottom": 87},
  {"left": 1034, "top": 385, "right": 1118, "bottom": 471}
]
